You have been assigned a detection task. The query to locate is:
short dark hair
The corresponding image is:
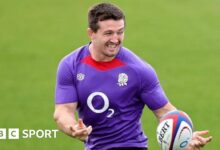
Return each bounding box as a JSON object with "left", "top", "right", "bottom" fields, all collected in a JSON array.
[{"left": 88, "top": 3, "right": 125, "bottom": 32}]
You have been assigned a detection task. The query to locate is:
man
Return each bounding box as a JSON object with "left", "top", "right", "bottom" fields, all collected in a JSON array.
[{"left": 54, "top": 3, "right": 212, "bottom": 150}]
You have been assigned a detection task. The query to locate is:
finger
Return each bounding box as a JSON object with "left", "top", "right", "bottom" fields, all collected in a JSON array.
[
  {"left": 69, "top": 126, "right": 77, "bottom": 137},
  {"left": 207, "top": 136, "right": 213, "bottom": 142},
  {"left": 194, "top": 141, "right": 201, "bottom": 147},
  {"left": 69, "top": 125, "right": 75, "bottom": 132},
  {"left": 71, "top": 127, "right": 86, "bottom": 136},
  {"left": 78, "top": 119, "right": 85, "bottom": 129},
  {"left": 196, "top": 136, "right": 206, "bottom": 147},
  {"left": 74, "top": 128, "right": 89, "bottom": 136},
  {"left": 197, "top": 136, "right": 212, "bottom": 144},
  {"left": 75, "top": 126, "right": 92, "bottom": 139},
  {"left": 87, "top": 125, "right": 93, "bottom": 135},
  {"left": 78, "top": 135, "right": 88, "bottom": 142},
  {"left": 190, "top": 139, "right": 201, "bottom": 148},
  {"left": 194, "top": 130, "right": 209, "bottom": 136}
]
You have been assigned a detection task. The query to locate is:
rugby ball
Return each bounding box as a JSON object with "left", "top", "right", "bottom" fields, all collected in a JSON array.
[{"left": 156, "top": 110, "right": 193, "bottom": 150}]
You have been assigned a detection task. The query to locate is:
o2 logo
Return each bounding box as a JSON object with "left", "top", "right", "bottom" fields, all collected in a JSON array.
[{"left": 87, "top": 92, "right": 114, "bottom": 118}]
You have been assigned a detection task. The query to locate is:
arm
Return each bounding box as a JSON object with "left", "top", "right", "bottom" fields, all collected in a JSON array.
[
  {"left": 152, "top": 102, "right": 176, "bottom": 120},
  {"left": 139, "top": 62, "right": 212, "bottom": 149},
  {"left": 53, "top": 102, "right": 92, "bottom": 141}
]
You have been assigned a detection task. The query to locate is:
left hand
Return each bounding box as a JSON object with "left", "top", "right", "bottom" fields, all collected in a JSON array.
[{"left": 186, "top": 130, "right": 212, "bottom": 150}]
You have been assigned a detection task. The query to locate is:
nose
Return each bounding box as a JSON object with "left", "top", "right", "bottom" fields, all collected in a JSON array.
[{"left": 110, "top": 33, "right": 120, "bottom": 43}]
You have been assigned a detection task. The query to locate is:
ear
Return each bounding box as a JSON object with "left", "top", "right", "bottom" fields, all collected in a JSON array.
[{"left": 87, "top": 28, "right": 95, "bottom": 40}]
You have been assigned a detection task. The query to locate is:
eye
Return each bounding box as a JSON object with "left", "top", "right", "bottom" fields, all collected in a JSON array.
[
  {"left": 104, "top": 32, "right": 112, "bottom": 36},
  {"left": 117, "top": 30, "right": 124, "bottom": 35}
]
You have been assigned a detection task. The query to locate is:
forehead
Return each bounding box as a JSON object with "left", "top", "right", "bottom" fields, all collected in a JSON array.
[{"left": 97, "top": 19, "right": 125, "bottom": 31}]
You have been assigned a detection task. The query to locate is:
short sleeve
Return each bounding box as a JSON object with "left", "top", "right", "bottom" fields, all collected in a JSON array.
[
  {"left": 55, "top": 58, "right": 78, "bottom": 104},
  {"left": 139, "top": 64, "right": 169, "bottom": 110}
]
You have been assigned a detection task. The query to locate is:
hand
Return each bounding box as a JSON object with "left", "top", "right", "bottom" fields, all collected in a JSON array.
[
  {"left": 186, "top": 130, "right": 212, "bottom": 150},
  {"left": 69, "top": 119, "right": 92, "bottom": 142}
]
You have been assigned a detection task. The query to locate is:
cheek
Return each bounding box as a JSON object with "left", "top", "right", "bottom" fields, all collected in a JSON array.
[
  {"left": 120, "top": 34, "right": 125, "bottom": 41},
  {"left": 97, "top": 36, "right": 108, "bottom": 43},
  {"left": 93, "top": 36, "right": 107, "bottom": 45}
]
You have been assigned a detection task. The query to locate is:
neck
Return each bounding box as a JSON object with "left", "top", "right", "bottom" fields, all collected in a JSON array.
[{"left": 89, "top": 44, "right": 115, "bottom": 62}]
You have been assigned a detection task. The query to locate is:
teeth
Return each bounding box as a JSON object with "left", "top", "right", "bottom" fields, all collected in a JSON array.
[{"left": 107, "top": 44, "right": 117, "bottom": 48}]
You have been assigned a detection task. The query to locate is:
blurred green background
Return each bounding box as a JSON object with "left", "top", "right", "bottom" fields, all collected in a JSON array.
[{"left": 0, "top": 0, "right": 219, "bottom": 149}]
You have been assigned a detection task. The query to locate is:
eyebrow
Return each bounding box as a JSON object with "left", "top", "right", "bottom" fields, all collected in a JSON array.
[
  {"left": 117, "top": 27, "right": 124, "bottom": 31},
  {"left": 104, "top": 27, "right": 124, "bottom": 33}
]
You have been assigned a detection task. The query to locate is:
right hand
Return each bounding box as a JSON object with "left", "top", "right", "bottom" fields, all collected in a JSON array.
[{"left": 69, "top": 119, "right": 92, "bottom": 141}]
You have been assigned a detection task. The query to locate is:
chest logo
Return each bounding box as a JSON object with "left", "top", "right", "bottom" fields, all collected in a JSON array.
[
  {"left": 77, "top": 73, "right": 85, "bottom": 81},
  {"left": 117, "top": 73, "right": 128, "bottom": 86}
]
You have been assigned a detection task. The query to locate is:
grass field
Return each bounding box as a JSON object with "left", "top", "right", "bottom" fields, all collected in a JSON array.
[{"left": 0, "top": 0, "right": 219, "bottom": 149}]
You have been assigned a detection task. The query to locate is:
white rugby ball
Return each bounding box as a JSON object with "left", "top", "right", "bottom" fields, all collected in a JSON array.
[{"left": 156, "top": 110, "right": 193, "bottom": 150}]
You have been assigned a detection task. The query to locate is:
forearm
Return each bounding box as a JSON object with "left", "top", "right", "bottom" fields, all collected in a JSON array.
[
  {"left": 53, "top": 103, "right": 78, "bottom": 137},
  {"left": 153, "top": 102, "right": 176, "bottom": 121},
  {"left": 54, "top": 112, "right": 76, "bottom": 136}
]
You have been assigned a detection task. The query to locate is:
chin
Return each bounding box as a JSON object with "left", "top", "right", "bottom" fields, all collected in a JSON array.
[
  {"left": 108, "top": 50, "right": 119, "bottom": 56},
  {"left": 103, "top": 51, "right": 118, "bottom": 58},
  {"left": 108, "top": 48, "right": 120, "bottom": 54}
]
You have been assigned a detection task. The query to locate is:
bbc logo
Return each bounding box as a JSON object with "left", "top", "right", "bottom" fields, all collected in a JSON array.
[{"left": 0, "top": 128, "right": 19, "bottom": 139}]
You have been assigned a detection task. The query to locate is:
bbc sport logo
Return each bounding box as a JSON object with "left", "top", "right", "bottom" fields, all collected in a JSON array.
[
  {"left": 0, "top": 128, "right": 6, "bottom": 139},
  {"left": 0, "top": 128, "right": 59, "bottom": 140}
]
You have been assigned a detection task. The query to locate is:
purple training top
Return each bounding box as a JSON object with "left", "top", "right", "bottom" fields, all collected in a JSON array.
[{"left": 55, "top": 44, "right": 169, "bottom": 150}]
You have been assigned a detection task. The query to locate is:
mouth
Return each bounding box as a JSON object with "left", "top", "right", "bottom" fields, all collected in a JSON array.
[{"left": 106, "top": 42, "right": 120, "bottom": 51}]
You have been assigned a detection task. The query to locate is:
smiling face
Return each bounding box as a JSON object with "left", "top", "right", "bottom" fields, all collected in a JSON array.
[{"left": 88, "top": 19, "right": 125, "bottom": 61}]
